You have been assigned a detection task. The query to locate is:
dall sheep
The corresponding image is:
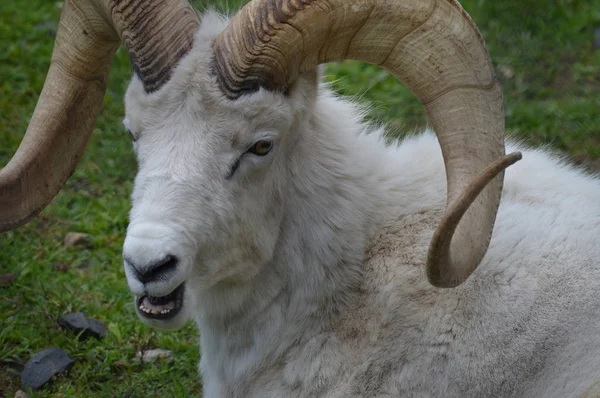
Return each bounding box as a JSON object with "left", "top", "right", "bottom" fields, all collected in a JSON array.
[{"left": 2, "top": 0, "right": 600, "bottom": 397}]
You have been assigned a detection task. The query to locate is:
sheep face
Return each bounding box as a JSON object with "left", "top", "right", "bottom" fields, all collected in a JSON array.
[{"left": 121, "top": 18, "right": 318, "bottom": 329}]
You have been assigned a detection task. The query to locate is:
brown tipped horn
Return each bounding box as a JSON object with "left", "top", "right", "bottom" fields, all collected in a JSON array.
[
  {"left": 213, "top": 0, "right": 521, "bottom": 287},
  {"left": 0, "top": 0, "right": 199, "bottom": 231},
  {"left": 426, "top": 152, "right": 522, "bottom": 287}
]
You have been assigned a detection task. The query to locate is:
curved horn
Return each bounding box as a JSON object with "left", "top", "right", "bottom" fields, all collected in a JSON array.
[
  {"left": 213, "top": 0, "right": 521, "bottom": 287},
  {"left": 0, "top": 0, "right": 199, "bottom": 231}
]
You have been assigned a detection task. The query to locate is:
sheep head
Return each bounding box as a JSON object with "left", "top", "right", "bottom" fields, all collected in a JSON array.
[{"left": 121, "top": 26, "right": 321, "bottom": 327}]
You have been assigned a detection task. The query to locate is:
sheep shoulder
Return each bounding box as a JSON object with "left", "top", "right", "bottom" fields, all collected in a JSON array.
[{"left": 329, "top": 135, "right": 600, "bottom": 397}]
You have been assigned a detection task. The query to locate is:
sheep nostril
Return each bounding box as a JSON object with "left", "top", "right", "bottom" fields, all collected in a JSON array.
[{"left": 127, "top": 254, "right": 179, "bottom": 284}]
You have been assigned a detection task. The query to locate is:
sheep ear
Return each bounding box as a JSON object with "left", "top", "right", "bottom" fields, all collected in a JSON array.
[{"left": 284, "top": 67, "right": 320, "bottom": 103}]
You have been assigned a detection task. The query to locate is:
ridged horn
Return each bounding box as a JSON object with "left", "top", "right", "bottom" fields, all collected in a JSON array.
[
  {"left": 0, "top": 0, "right": 199, "bottom": 231},
  {"left": 212, "top": 0, "right": 521, "bottom": 287}
]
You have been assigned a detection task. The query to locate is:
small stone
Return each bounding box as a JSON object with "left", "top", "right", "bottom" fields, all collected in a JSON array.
[
  {"left": 58, "top": 312, "right": 107, "bottom": 340},
  {"left": 21, "top": 348, "right": 74, "bottom": 390},
  {"left": 52, "top": 263, "right": 71, "bottom": 272},
  {"left": 0, "top": 273, "right": 16, "bottom": 286},
  {"left": 112, "top": 359, "right": 128, "bottom": 369},
  {"left": 14, "top": 390, "right": 28, "bottom": 398},
  {"left": 136, "top": 349, "right": 173, "bottom": 363},
  {"left": 498, "top": 64, "right": 514, "bottom": 79},
  {"left": 63, "top": 232, "right": 89, "bottom": 247},
  {"left": 594, "top": 26, "right": 600, "bottom": 49}
]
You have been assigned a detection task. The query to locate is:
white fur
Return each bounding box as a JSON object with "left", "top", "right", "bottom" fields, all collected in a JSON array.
[{"left": 121, "top": 11, "right": 600, "bottom": 397}]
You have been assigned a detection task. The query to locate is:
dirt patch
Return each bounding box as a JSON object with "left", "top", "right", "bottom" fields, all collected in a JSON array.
[{"left": 0, "top": 364, "right": 22, "bottom": 397}]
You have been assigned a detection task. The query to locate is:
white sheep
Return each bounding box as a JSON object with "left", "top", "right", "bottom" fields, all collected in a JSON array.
[{"left": 2, "top": 0, "right": 599, "bottom": 397}]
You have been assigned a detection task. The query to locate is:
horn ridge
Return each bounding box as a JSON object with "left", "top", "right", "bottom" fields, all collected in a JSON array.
[
  {"left": 213, "top": 0, "right": 521, "bottom": 287},
  {"left": 0, "top": 0, "right": 199, "bottom": 231}
]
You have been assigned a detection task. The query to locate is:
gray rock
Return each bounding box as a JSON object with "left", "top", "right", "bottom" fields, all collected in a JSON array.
[
  {"left": 63, "top": 232, "right": 89, "bottom": 247},
  {"left": 594, "top": 26, "right": 600, "bottom": 49},
  {"left": 136, "top": 349, "right": 174, "bottom": 363},
  {"left": 14, "top": 390, "right": 28, "bottom": 398},
  {"left": 58, "top": 312, "right": 107, "bottom": 340},
  {"left": 497, "top": 64, "right": 515, "bottom": 80},
  {"left": 21, "top": 348, "right": 74, "bottom": 390}
]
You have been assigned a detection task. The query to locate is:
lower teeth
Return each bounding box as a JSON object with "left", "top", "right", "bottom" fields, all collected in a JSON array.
[{"left": 139, "top": 303, "right": 173, "bottom": 315}]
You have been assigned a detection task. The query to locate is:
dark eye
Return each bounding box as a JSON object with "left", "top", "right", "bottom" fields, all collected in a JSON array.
[{"left": 248, "top": 140, "right": 273, "bottom": 156}]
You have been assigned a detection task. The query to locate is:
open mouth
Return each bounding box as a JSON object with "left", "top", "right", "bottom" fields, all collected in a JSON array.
[{"left": 137, "top": 283, "right": 185, "bottom": 320}]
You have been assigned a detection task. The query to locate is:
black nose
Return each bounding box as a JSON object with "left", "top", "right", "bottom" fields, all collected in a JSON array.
[{"left": 126, "top": 255, "right": 178, "bottom": 284}]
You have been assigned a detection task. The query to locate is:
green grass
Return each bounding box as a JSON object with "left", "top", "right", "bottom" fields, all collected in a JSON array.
[{"left": 1, "top": 0, "right": 599, "bottom": 396}]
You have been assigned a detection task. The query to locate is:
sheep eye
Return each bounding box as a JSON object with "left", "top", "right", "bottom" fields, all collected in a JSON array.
[{"left": 248, "top": 140, "right": 273, "bottom": 156}]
